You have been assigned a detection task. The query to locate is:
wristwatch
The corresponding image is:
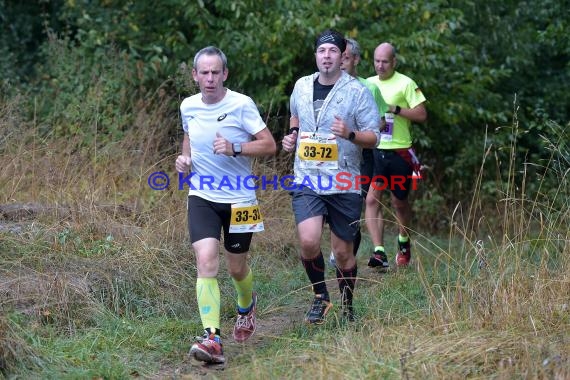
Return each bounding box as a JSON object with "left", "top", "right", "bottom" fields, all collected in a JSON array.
[
  {"left": 394, "top": 105, "right": 401, "bottom": 115},
  {"left": 348, "top": 131, "right": 356, "bottom": 142},
  {"left": 232, "top": 143, "right": 242, "bottom": 157}
]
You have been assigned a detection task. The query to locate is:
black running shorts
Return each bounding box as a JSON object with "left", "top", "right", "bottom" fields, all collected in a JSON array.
[
  {"left": 290, "top": 186, "right": 362, "bottom": 242},
  {"left": 372, "top": 149, "right": 414, "bottom": 200},
  {"left": 187, "top": 195, "right": 253, "bottom": 253}
]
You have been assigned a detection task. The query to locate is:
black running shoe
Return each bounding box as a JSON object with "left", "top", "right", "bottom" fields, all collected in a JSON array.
[
  {"left": 305, "top": 294, "right": 332, "bottom": 325},
  {"left": 367, "top": 250, "right": 390, "bottom": 270}
]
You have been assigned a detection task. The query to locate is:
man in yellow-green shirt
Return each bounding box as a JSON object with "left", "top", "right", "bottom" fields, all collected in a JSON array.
[
  {"left": 339, "top": 37, "right": 389, "bottom": 260},
  {"left": 365, "top": 42, "right": 427, "bottom": 269}
]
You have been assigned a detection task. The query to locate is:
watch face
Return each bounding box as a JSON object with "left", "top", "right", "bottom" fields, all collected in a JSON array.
[{"left": 233, "top": 143, "right": 242, "bottom": 153}]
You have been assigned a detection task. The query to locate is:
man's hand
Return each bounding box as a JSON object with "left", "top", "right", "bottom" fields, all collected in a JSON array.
[
  {"left": 175, "top": 155, "right": 191, "bottom": 173},
  {"left": 213, "top": 131, "right": 231, "bottom": 155},
  {"left": 331, "top": 115, "right": 349, "bottom": 139},
  {"left": 282, "top": 130, "right": 298, "bottom": 152}
]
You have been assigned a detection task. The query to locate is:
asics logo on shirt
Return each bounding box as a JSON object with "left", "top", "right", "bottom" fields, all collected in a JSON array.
[{"left": 217, "top": 113, "right": 227, "bottom": 121}]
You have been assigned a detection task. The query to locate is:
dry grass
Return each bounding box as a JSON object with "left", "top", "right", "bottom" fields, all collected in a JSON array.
[
  {"left": 1, "top": 89, "right": 569, "bottom": 378},
  {"left": 224, "top": 122, "right": 570, "bottom": 379},
  {"left": 0, "top": 91, "right": 196, "bottom": 374}
]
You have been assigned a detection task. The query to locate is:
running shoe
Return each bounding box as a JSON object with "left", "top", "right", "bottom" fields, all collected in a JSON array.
[
  {"left": 189, "top": 331, "right": 225, "bottom": 364},
  {"left": 233, "top": 292, "right": 257, "bottom": 343},
  {"left": 367, "top": 249, "right": 390, "bottom": 270},
  {"left": 305, "top": 294, "right": 332, "bottom": 325},
  {"left": 396, "top": 239, "right": 411, "bottom": 267}
]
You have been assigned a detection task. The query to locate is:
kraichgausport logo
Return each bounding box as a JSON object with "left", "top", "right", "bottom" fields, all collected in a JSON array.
[{"left": 146, "top": 172, "right": 421, "bottom": 191}]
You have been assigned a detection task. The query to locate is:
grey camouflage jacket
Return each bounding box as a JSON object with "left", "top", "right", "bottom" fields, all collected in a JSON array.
[{"left": 289, "top": 71, "right": 381, "bottom": 194}]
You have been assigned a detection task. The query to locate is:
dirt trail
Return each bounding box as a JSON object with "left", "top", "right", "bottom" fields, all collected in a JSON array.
[
  {"left": 151, "top": 304, "right": 307, "bottom": 379},
  {"left": 0, "top": 203, "right": 338, "bottom": 379}
]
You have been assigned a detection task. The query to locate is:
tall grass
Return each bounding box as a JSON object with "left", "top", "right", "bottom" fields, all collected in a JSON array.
[
  {"left": 219, "top": 117, "right": 569, "bottom": 379},
  {"left": 1, "top": 66, "right": 201, "bottom": 377}
]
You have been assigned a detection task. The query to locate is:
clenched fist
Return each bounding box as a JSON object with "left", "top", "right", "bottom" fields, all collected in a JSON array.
[{"left": 175, "top": 155, "right": 191, "bottom": 173}]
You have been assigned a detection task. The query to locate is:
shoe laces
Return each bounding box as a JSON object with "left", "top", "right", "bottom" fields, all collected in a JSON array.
[
  {"left": 310, "top": 296, "right": 328, "bottom": 314},
  {"left": 196, "top": 331, "right": 219, "bottom": 343},
  {"left": 235, "top": 313, "right": 254, "bottom": 329}
]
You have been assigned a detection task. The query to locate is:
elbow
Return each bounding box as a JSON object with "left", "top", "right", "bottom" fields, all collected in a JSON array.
[
  {"left": 265, "top": 140, "right": 277, "bottom": 156},
  {"left": 364, "top": 134, "right": 379, "bottom": 149},
  {"left": 364, "top": 137, "right": 378, "bottom": 149}
]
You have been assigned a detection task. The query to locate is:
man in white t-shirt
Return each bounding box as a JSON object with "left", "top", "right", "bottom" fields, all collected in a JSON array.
[{"left": 175, "top": 46, "right": 276, "bottom": 365}]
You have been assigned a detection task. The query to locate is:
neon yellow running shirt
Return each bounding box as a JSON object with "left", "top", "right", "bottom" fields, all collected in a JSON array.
[
  {"left": 367, "top": 72, "right": 426, "bottom": 149},
  {"left": 358, "top": 77, "right": 389, "bottom": 116}
]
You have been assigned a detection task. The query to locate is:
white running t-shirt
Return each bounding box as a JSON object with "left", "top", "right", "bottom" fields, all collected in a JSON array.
[{"left": 180, "top": 89, "right": 266, "bottom": 203}]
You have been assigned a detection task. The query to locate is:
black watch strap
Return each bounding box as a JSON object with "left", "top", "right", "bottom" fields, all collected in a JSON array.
[
  {"left": 394, "top": 105, "right": 401, "bottom": 115},
  {"left": 348, "top": 131, "right": 356, "bottom": 141},
  {"left": 232, "top": 143, "right": 242, "bottom": 157}
]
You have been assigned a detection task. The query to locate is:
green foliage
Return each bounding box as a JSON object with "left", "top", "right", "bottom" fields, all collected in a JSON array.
[
  {"left": 462, "top": 0, "right": 570, "bottom": 123},
  {"left": 32, "top": 34, "right": 135, "bottom": 144},
  {"left": 57, "top": 0, "right": 198, "bottom": 88},
  {"left": 0, "top": 0, "right": 64, "bottom": 92},
  {"left": 2, "top": 0, "right": 569, "bottom": 225}
]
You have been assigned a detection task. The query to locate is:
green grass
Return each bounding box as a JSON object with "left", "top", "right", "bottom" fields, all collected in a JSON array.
[
  {"left": 2, "top": 218, "right": 567, "bottom": 379},
  {"left": 3, "top": 312, "right": 199, "bottom": 379},
  {"left": 1, "top": 94, "right": 568, "bottom": 379}
]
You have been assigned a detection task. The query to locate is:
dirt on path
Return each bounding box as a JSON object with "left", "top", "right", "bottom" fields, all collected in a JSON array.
[{"left": 150, "top": 304, "right": 307, "bottom": 379}]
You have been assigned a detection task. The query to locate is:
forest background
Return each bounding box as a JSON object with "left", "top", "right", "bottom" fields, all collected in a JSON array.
[{"left": 2, "top": 0, "right": 569, "bottom": 216}]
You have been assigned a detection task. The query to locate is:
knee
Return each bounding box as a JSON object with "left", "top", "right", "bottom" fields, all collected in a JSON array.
[
  {"left": 299, "top": 236, "right": 320, "bottom": 256},
  {"left": 197, "top": 259, "right": 218, "bottom": 277},
  {"left": 365, "top": 193, "right": 379, "bottom": 208},
  {"left": 336, "top": 254, "right": 356, "bottom": 270},
  {"left": 334, "top": 248, "right": 351, "bottom": 260},
  {"left": 227, "top": 264, "right": 246, "bottom": 279},
  {"left": 225, "top": 253, "right": 248, "bottom": 279}
]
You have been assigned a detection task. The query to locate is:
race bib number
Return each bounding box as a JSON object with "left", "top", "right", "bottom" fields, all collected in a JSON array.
[
  {"left": 297, "top": 131, "right": 338, "bottom": 169},
  {"left": 381, "top": 112, "right": 395, "bottom": 142},
  {"left": 230, "top": 200, "right": 264, "bottom": 233}
]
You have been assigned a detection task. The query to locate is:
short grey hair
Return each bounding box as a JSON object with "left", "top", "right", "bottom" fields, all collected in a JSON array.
[
  {"left": 345, "top": 38, "right": 361, "bottom": 58},
  {"left": 193, "top": 46, "right": 228, "bottom": 70}
]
